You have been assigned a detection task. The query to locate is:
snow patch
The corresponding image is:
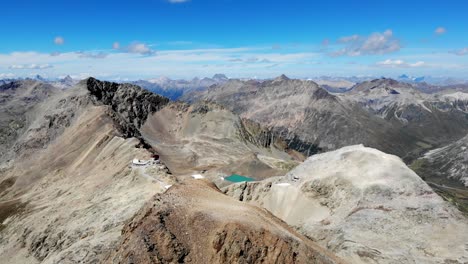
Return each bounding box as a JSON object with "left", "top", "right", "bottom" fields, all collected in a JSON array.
[{"left": 442, "top": 92, "right": 468, "bottom": 101}]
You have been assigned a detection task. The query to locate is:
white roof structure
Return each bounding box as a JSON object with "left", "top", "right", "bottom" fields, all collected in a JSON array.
[
  {"left": 132, "top": 159, "right": 149, "bottom": 166},
  {"left": 191, "top": 174, "right": 205, "bottom": 179}
]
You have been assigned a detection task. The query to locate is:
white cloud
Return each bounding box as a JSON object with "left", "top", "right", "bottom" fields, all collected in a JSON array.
[
  {"left": 331, "top": 30, "right": 401, "bottom": 56},
  {"left": 54, "top": 36, "right": 64, "bottom": 45},
  {"left": 167, "top": 0, "right": 190, "bottom": 3},
  {"left": 231, "top": 57, "right": 272, "bottom": 63},
  {"left": 435, "top": 27, "right": 446, "bottom": 35},
  {"left": 75, "top": 51, "right": 108, "bottom": 59},
  {"left": 0, "top": 73, "right": 15, "bottom": 78},
  {"left": 376, "top": 59, "right": 426, "bottom": 68},
  {"left": 9, "top": 64, "right": 54, "bottom": 70},
  {"left": 450, "top": 47, "right": 468, "bottom": 56},
  {"left": 0, "top": 48, "right": 320, "bottom": 79},
  {"left": 337, "top": 35, "right": 359, "bottom": 43},
  {"left": 120, "top": 42, "right": 156, "bottom": 55},
  {"left": 0, "top": 46, "right": 465, "bottom": 80},
  {"left": 112, "top": 42, "right": 120, "bottom": 49}
]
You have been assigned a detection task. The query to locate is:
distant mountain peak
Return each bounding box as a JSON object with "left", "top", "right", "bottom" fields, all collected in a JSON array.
[
  {"left": 351, "top": 78, "right": 414, "bottom": 94},
  {"left": 274, "top": 74, "right": 290, "bottom": 82},
  {"left": 35, "top": 74, "right": 46, "bottom": 81},
  {"left": 370, "top": 78, "right": 400, "bottom": 86},
  {"left": 212, "top": 73, "right": 228, "bottom": 80},
  {"left": 147, "top": 76, "right": 171, "bottom": 84},
  {"left": 62, "top": 75, "right": 73, "bottom": 82},
  {"left": 399, "top": 74, "right": 409, "bottom": 79}
]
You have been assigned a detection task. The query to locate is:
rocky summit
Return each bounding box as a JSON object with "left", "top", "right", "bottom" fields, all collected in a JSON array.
[
  {"left": 225, "top": 145, "right": 468, "bottom": 264},
  {"left": 104, "top": 179, "right": 342, "bottom": 264}
]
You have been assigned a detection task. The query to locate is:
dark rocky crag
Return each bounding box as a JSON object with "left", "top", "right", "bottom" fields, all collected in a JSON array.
[
  {"left": 238, "top": 118, "right": 320, "bottom": 157},
  {"left": 86, "top": 77, "right": 170, "bottom": 138}
]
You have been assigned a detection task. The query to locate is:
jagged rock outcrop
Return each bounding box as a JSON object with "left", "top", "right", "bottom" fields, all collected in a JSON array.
[
  {"left": 224, "top": 145, "right": 468, "bottom": 264},
  {"left": 86, "top": 77, "right": 170, "bottom": 137},
  {"left": 104, "top": 179, "right": 343, "bottom": 264}
]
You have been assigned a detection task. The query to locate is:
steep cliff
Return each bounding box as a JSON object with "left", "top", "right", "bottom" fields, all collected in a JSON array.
[{"left": 86, "top": 77, "right": 170, "bottom": 137}]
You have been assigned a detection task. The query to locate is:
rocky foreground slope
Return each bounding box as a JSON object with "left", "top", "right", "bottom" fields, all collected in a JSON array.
[
  {"left": 225, "top": 145, "right": 468, "bottom": 264},
  {"left": 104, "top": 179, "right": 342, "bottom": 264}
]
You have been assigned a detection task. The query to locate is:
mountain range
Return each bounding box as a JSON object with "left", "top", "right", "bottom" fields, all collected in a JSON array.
[
  {"left": 1, "top": 75, "right": 467, "bottom": 263},
  {"left": 183, "top": 75, "right": 468, "bottom": 161}
]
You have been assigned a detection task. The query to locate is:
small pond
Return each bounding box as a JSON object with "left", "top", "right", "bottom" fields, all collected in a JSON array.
[{"left": 225, "top": 174, "right": 255, "bottom": 183}]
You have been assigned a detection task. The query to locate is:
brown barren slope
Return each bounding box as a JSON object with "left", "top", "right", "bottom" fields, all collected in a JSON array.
[{"left": 104, "top": 179, "right": 343, "bottom": 264}]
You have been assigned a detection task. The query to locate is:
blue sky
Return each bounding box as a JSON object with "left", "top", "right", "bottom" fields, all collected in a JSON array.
[{"left": 0, "top": 0, "right": 467, "bottom": 80}]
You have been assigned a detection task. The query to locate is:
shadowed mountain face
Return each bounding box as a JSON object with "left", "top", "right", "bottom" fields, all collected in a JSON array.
[
  {"left": 414, "top": 133, "right": 468, "bottom": 188},
  {"left": 343, "top": 79, "right": 468, "bottom": 157},
  {"left": 411, "top": 133, "right": 468, "bottom": 214},
  {"left": 183, "top": 76, "right": 468, "bottom": 161}
]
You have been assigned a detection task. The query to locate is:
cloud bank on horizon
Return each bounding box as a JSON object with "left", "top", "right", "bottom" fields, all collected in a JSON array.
[{"left": 0, "top": 0, "right": 466, "bottom": 80}]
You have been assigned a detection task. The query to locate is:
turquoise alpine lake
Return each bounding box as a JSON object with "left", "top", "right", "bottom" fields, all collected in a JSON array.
[{"left": 225, "top": 174, "right": 255, "bottom": 182}]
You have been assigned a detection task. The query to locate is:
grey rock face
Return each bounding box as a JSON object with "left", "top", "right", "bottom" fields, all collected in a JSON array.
[
  {"left": 414, "top": 134, "right": 468, "bottom": 187},
  {"left": 86, "top": 77, "right": 170, "bottom": 137},
  {"left": 0, "top": 80, "right": 62, "bottom": 161},
  {"left": 184, "top": 77, "right": 468, "bottom": 161}
]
